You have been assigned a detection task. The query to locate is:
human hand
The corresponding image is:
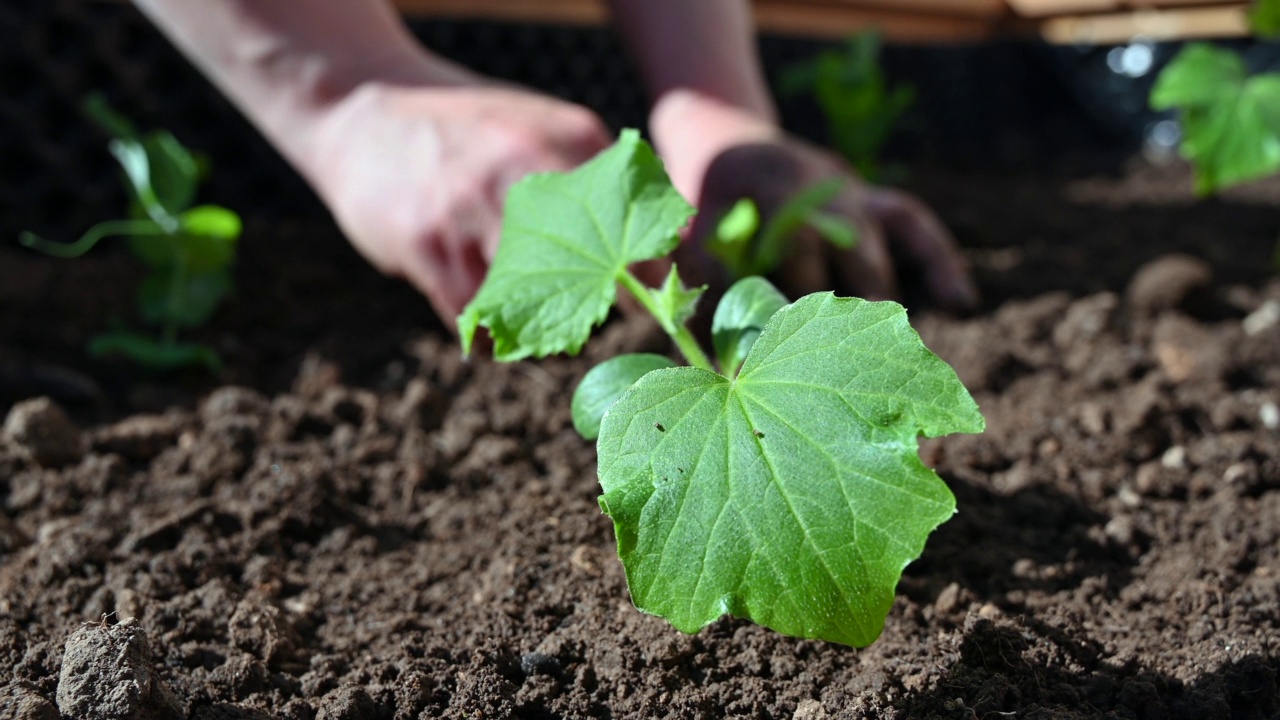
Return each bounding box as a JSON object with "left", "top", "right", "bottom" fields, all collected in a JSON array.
[
  {"left": 650, "top": 92, "right": 978, "bottom": 312},
  {"left": 307, "top": 78, "right": 612, "bottom": 323}
]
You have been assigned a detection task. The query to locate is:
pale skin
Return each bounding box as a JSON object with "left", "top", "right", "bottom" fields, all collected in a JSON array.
[{"left": 132, "top": 0, "right": 979, "bottom": 324}]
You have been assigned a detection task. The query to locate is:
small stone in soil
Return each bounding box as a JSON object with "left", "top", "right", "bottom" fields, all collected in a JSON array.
[
  {"left": 56, "top": 617, "right": 182, "bottom": 720},
  {"left": 3, "top": 397, "right": 83, "bottom": 468}
]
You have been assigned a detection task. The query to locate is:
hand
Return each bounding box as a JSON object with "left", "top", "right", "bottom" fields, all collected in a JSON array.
[
  {"left": 307, "top": 78, "right": 612, "bottom": 323},
  {"left": 650, "top": 92, "right": 978, "bottom": 312}
]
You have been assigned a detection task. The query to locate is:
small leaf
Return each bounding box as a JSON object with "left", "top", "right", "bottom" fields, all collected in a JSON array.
[
  {"left": 752, "top": 179, "right": 844, "bottom": 274},
  {"left": 458, "top": 130, "right": 695, "bottom": 359},
  {"left": 711, "top": 276, "right": 788, "bottom": 377},
  {"left": 1250, "top": 0, "right": 1280, "bottom": 37},
  {"left": 647, "top": 265, "right": 706, "bottom": 335},
  {"left": 180, "top": 205, "right": 241, "bottom": 273},
  {"left": 1150, "top": 44, "right": 1244, "bottom": 110},
  {"left": 144, "top": 130, "right": 200, "bottom": 215},
  {"left": 805, "top": 210, "right": 858, "bottom": 250},
  {"left": 138, "top": 269, "right": 233, "bottom": 328},
  {"left": 89, "top": 332, "right": 221, "bottom": 371},
  {"left": 716, "top": 199, "right": 760, "bottom": 245},
  {"left": 598, "top": 293, "right": 983, "bottom": 647},
  {"left": 1151, "top": 43, "right": 1280, "bottom": 193},
  {"left": 83, "top": 94, "right": 138, "bottom": 140},
  {"left": 181, "top": 205, "right": 241, "bottom": 240},
  {"left": 572, "top": 353, "right": 678, "bottom": 440},
  {"left": 108, "top": 139, "right": 164, "bottom": 218}
]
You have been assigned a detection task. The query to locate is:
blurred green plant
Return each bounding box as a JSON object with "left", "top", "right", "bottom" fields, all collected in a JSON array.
[
  {"left": 19, "top": 96, "right": 240, "bottom": 371},
  {"left": 779, "top": 30, "right": 915, "bottom": 181},
  {"left": 709, "top": 180, "right": 858, "bottom": 278}
]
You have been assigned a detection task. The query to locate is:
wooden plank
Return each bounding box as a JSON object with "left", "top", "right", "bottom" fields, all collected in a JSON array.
[
  {"left": 796, "top": 0, "right": 1007, "bottom": 17},
  {"left": 1037, "top": 5, "right": 1249, "bottom": 42},
  {"left": 1007, "top": 0, "right": 1242, "bottom": 18},
  {"left": 1006, "top": 0, "right": 1118, "bottom": 17},
  {"left": 392, "top": 0, "right": 1000, "bottom": 41},
  {"left": 393, "top": 0, "right": 607, "bottom": 25},
  {"left": 753, "top": 4, "right": 998, "bottom": 40}
]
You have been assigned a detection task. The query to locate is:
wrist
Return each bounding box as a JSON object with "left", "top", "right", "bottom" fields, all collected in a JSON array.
[{"left": 269, "top": 46, "right": 478, "bottom": 187}]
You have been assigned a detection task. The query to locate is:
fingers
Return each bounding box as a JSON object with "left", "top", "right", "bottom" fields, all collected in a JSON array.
[
  {"left": 821, "top": 184, "right": 900, "bottom": 302},
  {"left": 865, "top": 188, "right": 979, "bottom": 312}
]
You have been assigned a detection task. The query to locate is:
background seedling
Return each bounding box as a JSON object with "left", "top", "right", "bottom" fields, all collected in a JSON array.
[
  {"left": 19, "top": 97, "right": 240, "bottom": 371},
  {"left": 709, "top": 180, "right": 858, "bottom": 279},
  {"left": 779, "top": 30, "right": 915, "bottom": 181},
  {"left": 460, "top": 130, "right": 983, "bottom": 647},
  {"left": 1149, "top": 1, "right": 1280, "bottom": 195}
]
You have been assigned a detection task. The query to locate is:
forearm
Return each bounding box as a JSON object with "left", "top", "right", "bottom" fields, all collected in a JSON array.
[
  {"left": 131, "top": 0, "right": 470, "bottom": 180},
  {"left": 607, "top": 0, "right": 777, "bottom": 123}
]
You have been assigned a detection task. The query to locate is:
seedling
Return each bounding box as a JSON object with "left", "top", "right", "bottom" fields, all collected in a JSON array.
[
  {"left": 709, "top": 179, "right": 858, "bottom": 279},
  {"left": 779, "top": 30, "right": 915, "bottom": 181},
  {"left": 460, "top": 130, "right": 983, "bottom": 647},
  {"left": 1149, "top": 3, "right": 1280, "bottom": 195},
  {"left": 18, "top": 97, "right": 240, "bottom": 371}
]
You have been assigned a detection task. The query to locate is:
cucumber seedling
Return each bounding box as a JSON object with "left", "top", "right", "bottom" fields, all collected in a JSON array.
[
  {"left": 19, "top": 97, "right": 240, "bottom": 371},
  {"left": 1149, "top": 2, "right": 1280, "bottom": 195},
  {"left": 460, "top": 130, "right": 983, "bottom": 647}
]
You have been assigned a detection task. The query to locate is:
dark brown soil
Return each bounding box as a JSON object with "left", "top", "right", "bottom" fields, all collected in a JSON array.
[{"left": 2, "top": 158, "right": 1279, "bottom": 719}]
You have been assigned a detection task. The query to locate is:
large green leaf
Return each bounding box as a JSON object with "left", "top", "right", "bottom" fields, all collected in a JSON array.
[
  {"left": 597, "top": 293, "right": 983, "bottom": 647},
  {"left": 458, "top": 130, "right": 695, "bottom": 359},
  {"left": 1151, "top": 43, "right": 1280, "bottom": 194}
]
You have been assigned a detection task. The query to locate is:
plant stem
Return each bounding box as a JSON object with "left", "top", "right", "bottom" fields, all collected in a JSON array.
[
  {"left": 618, "top": 270, "right": 714, "bottom": 373},
  {"left": 19, "top": 220, "right": 165, "bottom": 258},
  {"left": 161, "top": 240, "right": 190, "bottom": 347}
]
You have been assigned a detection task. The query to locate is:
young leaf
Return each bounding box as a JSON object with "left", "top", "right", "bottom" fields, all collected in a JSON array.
[
  {"left": 716, "top": 199, "right": 760, "bottom": 245},
  {"left": 647, "top": 266, "right": 706, "bottom": 335},
  {"left": 751, "top": 179, "right": 846, "bottom": 275},
  {"left": 88, "top": 332, "right": 221, "bottom": 371},
  {"left": 711, "top": 276, "right": 788, "bottom": 377},
  {"left": 143, "top": 131, "right": 200, "bottom": 215},
  {"left": 572, "top": 353, "right": 679, "bottom": 440},
  {"left": 1251, "top": 0, "right": 1280, "bottom": 37},
  {"left": 597, "top": 293, "right": 983, "bottom": 647},
  {"left": 1151, "top": 43, "right": 1280, "bottom": 194},
  {"left": 458, "top": 130, "right": 695, "bottom": 360}
]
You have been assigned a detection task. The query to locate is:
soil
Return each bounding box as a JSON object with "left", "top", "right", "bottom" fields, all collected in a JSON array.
[{"left": 2, "top": 157, "right": 1279, "bottom": 720}]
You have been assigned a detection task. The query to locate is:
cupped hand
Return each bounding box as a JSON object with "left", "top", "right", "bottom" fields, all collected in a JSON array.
[
  {"left": 650, "top": 92, "right": 978, "bottom": 312},
  {"left": 308, "top": 78, "right": 612, "bottom": 323}
]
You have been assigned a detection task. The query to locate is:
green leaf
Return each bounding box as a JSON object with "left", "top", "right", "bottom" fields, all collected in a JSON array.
[
  {"left": 1250, "top": 0, "right": 1280, "bottom": 37},
  {"left": 1150, "top": 44, "right": 1244, "bottom": 110},
  {"left": 458, "top": 130, "right": 695, "bottom": 359},
  {"left": 138, "top": 269, "right": 234, "bottom": 328},
  {"left": 647, "top": 266, "right": 706, "bottom": 335},
  {"left": 572, "top": 353, "right": 679, "bottom": 440},
  {"left": 180, "top": 205, "right": 241, "bottom": 240},
  {"left": 1151, "top": 43, "right": 1280, "bottom": 193},
  {"left": 716, "top": 199, "right": 760, "bottom": 246},
  {"left": 597, "top": 293, "right": 983, "bottom": 647},
  {"left": 180, "top": 205, "right": 241, "bottom": 273},
  {"left": 89, "top": 332, "right": 221, "bottom": 372},
  {"left": 144, "top": 130, "right": 200, "bottom": 215},
  {"left": 711, "top": 276, "right": 788, "bottom": 377},
  {"left": 127, "top": 207, "right": 239, "bottom": 273},
  {"left": 83, "top": 94, "right": 138, "bottom": 140},
  {"left": 752, "top": 179, "right": 845, "bottom": 275}
]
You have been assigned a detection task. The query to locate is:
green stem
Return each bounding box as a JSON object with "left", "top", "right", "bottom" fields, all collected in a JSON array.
[
  {"left": 161, "top": 240, "right": 190, "bottom": 347},
  {"left": 19, "top": 220, "right": 165, "bottom": 258},
  {"left": 618, "top": 270, "right": 714, "bottom": 373}
]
